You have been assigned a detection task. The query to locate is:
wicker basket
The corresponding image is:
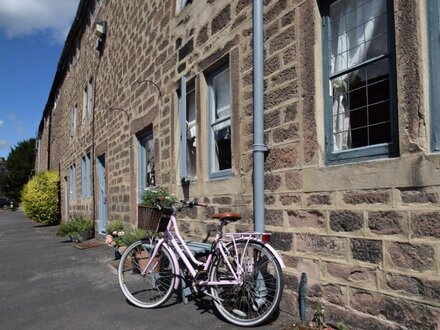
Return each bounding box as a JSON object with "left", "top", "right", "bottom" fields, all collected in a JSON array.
[{"left": 137, "top": 205, "right": 170, "bottom": 232}]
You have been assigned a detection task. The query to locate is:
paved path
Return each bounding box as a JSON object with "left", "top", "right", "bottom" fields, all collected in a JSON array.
[{"left": 0, "top": 210, "right": 289, "bottom": 330}]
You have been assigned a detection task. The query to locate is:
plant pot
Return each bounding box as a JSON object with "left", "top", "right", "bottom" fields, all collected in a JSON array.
[
  {"left": 135, "top": 250, "right": 159, "bottom": 273},
  {"left": 78, "top": 230, "right": 93, "bottom": 242}
]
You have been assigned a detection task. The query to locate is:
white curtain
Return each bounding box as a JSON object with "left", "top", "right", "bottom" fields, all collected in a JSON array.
[{"left": 331, "top": 0, "right": 386, "bottom": 151}]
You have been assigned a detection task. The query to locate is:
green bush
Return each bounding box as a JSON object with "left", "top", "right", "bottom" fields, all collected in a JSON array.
[
  {"left": 58, "top": 217, "right": 93, "bottom": 238},
  {"left": 21, "top": 171, "right": 60, "bottom": 225}
]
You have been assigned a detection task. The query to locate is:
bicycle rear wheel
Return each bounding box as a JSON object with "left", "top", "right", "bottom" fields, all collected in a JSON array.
[
  {"left": 209, "top": 240, "right": 284, "bottom": 327},
  {"left": 118, "top": 240, "right": 176, "bottom": 308}
]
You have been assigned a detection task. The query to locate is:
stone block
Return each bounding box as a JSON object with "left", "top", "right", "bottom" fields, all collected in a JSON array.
[
  {"left": 343, "top": 190, "right": 390, "bottom": 205},
  {"left": 330, "top": 210, "right": 363, "bottom": 232},
  {"left": 211, "top": 5, "right": 231, "bottom": 35},
  {"left": 326, "top": 262, "right": 376, "bottom": 286},
  {"left": 386, "top": 273, "right": 440, "bottom": 301},
  {"left": 279, "top": 194, "right": 301, "bottom": 206},
  {"left": 351, "top": 238, "right": 382, "bottom": 264},
  {"left": 296, "top": 234, "right": 346, "bottom": 257},
  {"left": 287, "top": 210, "right": 326, "bottom": 229},
  {"left": 322, "top": 284, "right": 344, "bottom": 306},
  {"left": 326, "top": 303, "right": 400, "bottom": 330},
  {"left": 285, "top": 170, "right": 302, "bottom": 190},
  {"left": 400, "top": 189, "right": 438, "bottom": 204},
  {"left": 264, "top": 145, "right": 299, "bottom": 170},
  {"left": 269, "top": 231, "right": 293, "bottom": 251},
  {"left": 411, "top": 212, "right": 440, "bottom": 238},
  {"left": 368, "top": 211, "right": 405, "bottom": 235},
  {"left": 212, "top": 196, "right": 232, "bottom": 205},
  {"left": 264, "top": 109, "right": 281, "bottom": 129},
  {"left": 350, "top": 290, "right": 440, "bottom": 330},
  {"left": 387, "top": 242, "right": 435, "bottom": 272},
  {"left": 306, "top": 193, "right": 331, "bottom": 206},
  {"left": 264, "top": 173, "right": 282, "bottom": 191},
  {"left": 265, "top": 209, "right": 284, "bottom": 227},
  {"left": 269, "top": 26, "right": 295, "bottom": 54},
  {"left": 273, "top": 123, "right": 299, "bottom": 143}
]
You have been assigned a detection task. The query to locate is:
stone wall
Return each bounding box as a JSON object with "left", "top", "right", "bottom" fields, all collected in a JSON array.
[{"left": 38, "top": 0, "right": 440, "bottom": 329}]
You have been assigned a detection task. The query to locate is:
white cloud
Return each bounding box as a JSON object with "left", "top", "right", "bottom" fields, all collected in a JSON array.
[
  {"left": 0, "top": 140, "right": 8, "bottom": 150},
  {"left": 0, "top": 120, "right": 4, "bottom": 128},
  {"left": 0, "top": 0, "right": 79, "bottom": 43}
]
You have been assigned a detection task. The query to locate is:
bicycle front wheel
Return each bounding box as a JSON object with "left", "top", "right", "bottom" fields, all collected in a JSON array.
[
  {"left": 209, "top": 240, "right": 284, "bottom": 327},
  {"left": 118, "top": 240, "right": 176, "bottom": 308}
]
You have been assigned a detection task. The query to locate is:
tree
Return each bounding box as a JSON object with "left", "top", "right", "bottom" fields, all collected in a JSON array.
[{"left": 0, "top": 138, "right": 36, "bottom": 202}]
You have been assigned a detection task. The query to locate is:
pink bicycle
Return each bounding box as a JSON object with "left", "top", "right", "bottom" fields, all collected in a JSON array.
[{"left": 118, "top": 200, "right": 285, "bottom": 327}]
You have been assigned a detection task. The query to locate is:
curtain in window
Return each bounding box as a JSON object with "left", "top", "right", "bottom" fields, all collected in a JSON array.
[{"left": 330, "top": 0, "right": 386, "bottom": 151}]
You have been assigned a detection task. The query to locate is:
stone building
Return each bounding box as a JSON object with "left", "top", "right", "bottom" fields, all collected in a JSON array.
[{"left": 37, "top": 0, "right": 440, "bottom": 328}]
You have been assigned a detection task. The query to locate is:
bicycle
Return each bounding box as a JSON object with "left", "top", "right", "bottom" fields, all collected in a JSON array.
[{"left": 118, "top": 200, "right": 285, "bottom": 327}]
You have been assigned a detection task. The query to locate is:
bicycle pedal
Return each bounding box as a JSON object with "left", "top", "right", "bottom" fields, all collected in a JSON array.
[{"left": 195, "top": 270, "right": 208, "bottom": 281}]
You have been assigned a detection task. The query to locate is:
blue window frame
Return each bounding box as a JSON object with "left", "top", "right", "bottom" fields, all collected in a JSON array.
[
  {"left": 321, "top": 0, "right": 398, "bottom": 163},
  {"left": 69, "top": 164, "right": 76, "bottom": 200},
  {"left": 179, "top": 77, "right": 197, "bottom": 183},
  {"left": 207, "top": 64, "right": 232, "bottom": 179},
  {"left": 81, "top": 153, "right": 91, "bottom": 198},
  {"left": 428, "top": 0, "right": 440, "bottom": 151},
  {"left": 70, "top": 104, "right": 77, "bottom": 137},
  {"left": 138, "top": 131, "right": 155, "bottom": 199}
]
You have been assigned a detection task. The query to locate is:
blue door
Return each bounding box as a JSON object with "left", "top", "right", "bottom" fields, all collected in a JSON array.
[{"left": 97, "top": 155, "right": 107, "bottom": 234}]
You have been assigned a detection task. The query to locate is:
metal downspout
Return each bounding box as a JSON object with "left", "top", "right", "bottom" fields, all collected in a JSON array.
[{"left": 253, "top": 0, "right": 266, "bottom": 233}]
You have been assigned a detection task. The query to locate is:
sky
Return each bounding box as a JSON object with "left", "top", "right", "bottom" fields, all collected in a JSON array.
[{"left": 0, "top": 0, "right": 80, "bottom": 158}]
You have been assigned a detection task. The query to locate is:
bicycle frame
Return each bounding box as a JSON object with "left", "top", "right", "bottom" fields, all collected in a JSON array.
[{"left": 140, "top": 213, "right": 285, "bottom": 291}]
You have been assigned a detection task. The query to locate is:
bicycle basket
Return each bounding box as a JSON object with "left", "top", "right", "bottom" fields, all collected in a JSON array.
[{"left": 137, "top": 206, "right": 170, "bottom": 232}]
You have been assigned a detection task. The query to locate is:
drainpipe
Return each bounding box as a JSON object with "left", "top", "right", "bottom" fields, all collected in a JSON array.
[{"left": 253, "top": 0, "right": 266, "bottom": 233}]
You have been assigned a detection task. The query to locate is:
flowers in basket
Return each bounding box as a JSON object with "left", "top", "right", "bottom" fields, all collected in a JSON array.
[{"left": 139, "top": 185, "right": 177, "bottom": 209}]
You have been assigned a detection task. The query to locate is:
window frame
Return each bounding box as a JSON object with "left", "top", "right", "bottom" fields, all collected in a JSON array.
[
  {"left": 428, "top": 0, "right": 440, "bottom": 151},
  {"left": 179, "top": 77, "right": 197, "bottom": 183},
  {"left": 321, "top": 0, "right": 399, "bottom": 163},
  {"left": 207, "top": 63, "right": 233, "bottom": 179}
]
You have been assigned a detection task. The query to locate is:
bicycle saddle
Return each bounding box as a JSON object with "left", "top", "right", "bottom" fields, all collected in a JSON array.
[{"left": 212, "top": 212, "right": 241, "bottom": 222}]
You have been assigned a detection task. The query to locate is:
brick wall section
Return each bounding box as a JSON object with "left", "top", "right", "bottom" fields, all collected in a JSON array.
[{"left": 38, "top": 0, "right": 440, "bottom": 328}]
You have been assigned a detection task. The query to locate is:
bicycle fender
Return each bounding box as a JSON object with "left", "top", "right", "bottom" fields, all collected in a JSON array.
[
  {"left": 263, "top": 243, "right": 285, "bottom": 269},
  {"left": 161, "top": 242, "right": 180, "bottom": 289}
]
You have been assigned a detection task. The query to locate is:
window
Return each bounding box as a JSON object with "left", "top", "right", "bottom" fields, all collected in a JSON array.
[
  {"left": 208, "top": 64, "right": 232, "bottom": 178},
  {"left": 69, "top": 164, "right": 77, "bottom": 200},
  {"left": 138, "top": 131, "right": 155, "bottom": 198},
  {"left": 70, "top": 104, "right": 77, "bottom": 137},
  {"left": 322, "top": 0, "right": 398, "bottom": 162},
  {"left": 428, "top": 0, "right": 440, "bottom": 151},
  {"left": 179, "top": 77, "right": 197, "bottom": 183},
  {"left": 83, "top": 78, "right": 93, "bottom": 121},
  {"left": 81, "top": 153, "right": 91, "bottom": 198}
]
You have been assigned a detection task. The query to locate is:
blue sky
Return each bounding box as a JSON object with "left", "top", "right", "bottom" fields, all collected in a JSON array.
[{"left": 0, "top": 0, "right": 79, "bottom": 158}]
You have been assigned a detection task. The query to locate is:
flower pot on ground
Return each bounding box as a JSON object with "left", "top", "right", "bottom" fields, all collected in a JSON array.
[
  {"left": 135, "top": 250, "right": 159, "bottom": 273},
  {"left": 58, "top": 217, "right": 93, "bottom": 242}
]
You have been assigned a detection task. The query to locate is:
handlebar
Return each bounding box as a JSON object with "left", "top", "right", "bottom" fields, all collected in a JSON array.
[{"left": 180, "top": 199, "right": 208, "bottom": 209}]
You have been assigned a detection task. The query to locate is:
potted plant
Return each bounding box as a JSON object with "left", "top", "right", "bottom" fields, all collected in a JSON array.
[
  {"left": 138, "top": 185, "right": 176, "bottom": 232},
  {"left": 105, "top": 220, "right": 126, "bottom": 259},
  {"left": 58, "top": 217, "right": 93, "bottom": 243}
]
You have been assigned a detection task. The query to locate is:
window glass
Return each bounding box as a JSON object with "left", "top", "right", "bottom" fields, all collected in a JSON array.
[
  {"left": 138, "top": 132, "right": 155, "bottom": 197},
  {"left": 186, "top": 87, "right": 197, "bottom": 180},
  {"left": 209, "top": 65, "right": 232, "bottom": 175},
  {"left": 325, "top": 0, "right": 396, "bottom": 160}
]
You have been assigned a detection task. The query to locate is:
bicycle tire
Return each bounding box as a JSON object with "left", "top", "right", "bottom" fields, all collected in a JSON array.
[
  {"left": 209, "top": 240, "right": 284, "bottom": 327},
  {"left": 118, "top": 240, "right": 176, "bottom": 308}
]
